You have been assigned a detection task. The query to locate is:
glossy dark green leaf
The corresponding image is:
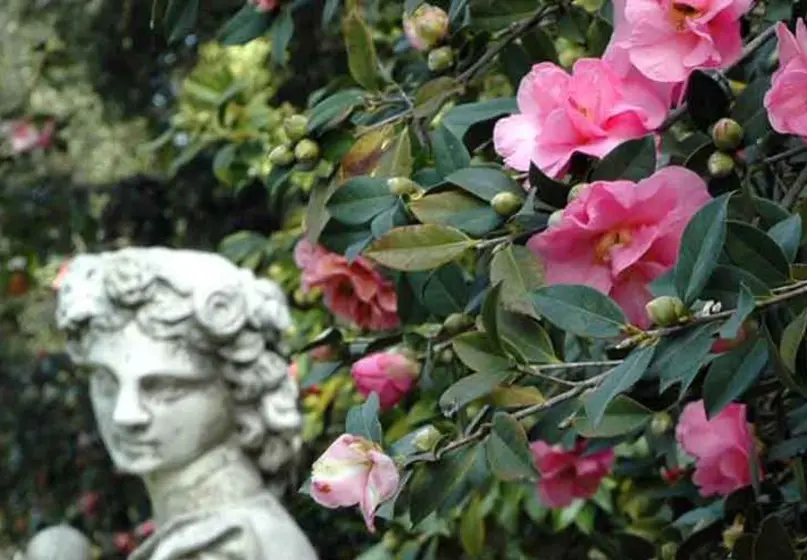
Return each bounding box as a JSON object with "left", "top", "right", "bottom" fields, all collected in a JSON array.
[
  {"left": 431, "top": 125, "right": 471, "bottom": 177},
  {"left": 482, "top": 283, "right": 504, "bottom": 354},
  {"left": 490, "top": 244, "right": 545, "bottom": 315},
  {"left": 326, "top": 177, "right": 397, "bottom": 225},
  {"left": 445, "top": 167, "right": 524, "bottom": 201},
  {"left": 302, "top": 361, "right": 342, "bottom": 389},
  {"left": 521, "top": 26, "right": 558, "bottom": 64},
  {"left": 307, "top": 89, "right": 366, "bottom": 133},
  {"left": 343, "top": 8, "right": 381, "bottom": 90},
  {"left": 218, "top": 4, "right": 272, "bottom": 45},
  {"left": 531, "top": 284, "right": 628, "bottom": 337},
  {"left": 591, "top": 136, "right": 657, "bottom": 182},
  {"left": 270, "top": 6, "right": 295, "bottom": 65},
  {"left": 719, "top": 284, "right": 756, "bottom": 339},
  {"left": 730, "top": 76, "right": 772, "bottom": 127},
  {"left": 408, "top": 445, "right": 480, "bottom": 524},
  {"left": 409, "top": 190, "right": 503, "bottom": 237},
  {"left": 782, "top": 308, "right": 807, "bottom": 372},
  {"left": 703, "top": 337, "right": 767, "bottom": 417},
  {"left": 575, "top": 395, "right": 653, "bottom": 438},
  {"left": 674, "top": 193, "right": 731, "bottom": 304},
  {"left": 485, "top": 412, "right": 538, "bottom": 481},
  {"left": 584, "top": 345, "right": 656, "bottom": 427},
  {"left": 164, "top": 0, "right": 199, "bottom": 43},
  {"left": 701, "top": 265, "right": 771, "bottom": 307},
  {"left": 364, "top": 224, "right": 475, "bottom": 271},
  {"left": 370, "top": 201, "right": 409, "bottom": 239},
  {"left": 586, "top": 16, "right": 613, "bottom": 57},
  {"left": 685, "top": 71, "right": 730, "bottom": 131},
  {"left": 529, "top": 162, "right": 569, "bottom": 209},
  {"left": 768, "top": 214, "right": 802, "bottom": 263},
  {"left": 452, "top": 331, "right": 511, "bottom": 373},
  {"left": 439, "top": 371, "right": 509, "bottom": 416},
  {"left": 753, "top": 515, "right": 796, "bottom": 560},
  {"left": 420, "top": 263, "right": 471, "bottom": 317},
  {"left": 724, "top": 220, "right": 790, "bottom": 286},
  {"left": 346, "top": 392, "right": 382, "bottom": 443},
  {"left": 653, "top": 323, "right": 718, "bottom": 393},
  {"left": 498, "top": 310, "right": 557, "bottom": 364},
  {"left": 442, "top": 98, "right": 517, "bottom": 141}
]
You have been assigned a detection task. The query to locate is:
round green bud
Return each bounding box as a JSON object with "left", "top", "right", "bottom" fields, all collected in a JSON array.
[
  {"left": 711, "top": 118, "right": 744, "bottom": 151},
  {"left": 283, "top": 114, "right": 309, "bottom": 143},
  {"left": 707, "top": 151, "right": 735, "bottom": 178},
  {"left": 491, "top": 191, "right": 522, "bottom": 217},
  {"left": 567, "top": 183, "right": 590, "bottom": 202},
  {"left": 268, "top": 145, "right": 295, "bottom": 166},
  {"left": 388, "top": 177, "right": 420, "bottom": 196},
  {"left": 427, "top": 46, "right": 454, "bottom": 72},
  {"left": 438, "top": 348, "right": 454, "bottom": 364},
  {"left": 443, "top": 312, "right": 473, "bottom": 335},
  {"left": 547, "top": 209, "right": 564, "bottom": 228},
  {"left": 294, "top": 139, "right": 321, "bottom": 163},
  {"left": 650, "top": 412, "right": 673, "bottom": 436},
  {"left": 412, "top": 425, "right": 442, "bottom": 451},
  {"left": 645, "top": 295, "right": 688, "bottom": 327}
]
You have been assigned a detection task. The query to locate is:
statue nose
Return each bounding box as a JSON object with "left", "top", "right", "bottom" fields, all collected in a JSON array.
[{"left": 112, "top": 385, "right": 151, "bottom": 429}]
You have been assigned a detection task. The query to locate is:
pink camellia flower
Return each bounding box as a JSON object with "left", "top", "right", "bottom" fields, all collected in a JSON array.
[
  {"left": 764, "top": 20, "right": 807, "bottom": 138},
  {"left": 530, "top": 440, "right": 614, "bottom": 508},
  {"left": 351, "top": 351, "right": 419, "bottom": 409},
  {"left": 310, "top": 434, "right": 400, "bottom": 532},
  {"left": 5, "top": 119, "right": 55, "bottom": 154},
  {"left": 295, "top": 239, "right": 399, "bottom": 331},
  {"left": 676, "top": 400, "right": 758, "bottom": 496},
  {"left": 606, "top": 0, "right": 751, "bottom": 84},
  {"left": 528, "top": 167, "right": 711, "bottom": 327},
  {"left": 249, "top": 0, "right": 279, "bottom": 12},
  {"left": 135, "top": 520, "right": 156, "bottom": 539},
  {"left": 493, "top": 58, "right": 667, "bottom": 178},
  {"left": 78, "top": 492, "right": 100, "bottom": 517},
  {"left": 403, "top": 3, "right": 449, "bottom": 51}
]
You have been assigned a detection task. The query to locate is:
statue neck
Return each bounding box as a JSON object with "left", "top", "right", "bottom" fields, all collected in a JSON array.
[{"left": 143, "top": 443, "right": 263, "bottom": 525}]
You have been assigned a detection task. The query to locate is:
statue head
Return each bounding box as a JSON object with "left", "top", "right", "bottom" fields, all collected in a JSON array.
[{"left": 54, "top": 247, "right": 301, "bottom": 490}]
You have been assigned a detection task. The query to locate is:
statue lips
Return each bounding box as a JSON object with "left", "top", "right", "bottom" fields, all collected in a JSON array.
[{"left": 115, "top": 437, "right": 158, "bottom": 456}]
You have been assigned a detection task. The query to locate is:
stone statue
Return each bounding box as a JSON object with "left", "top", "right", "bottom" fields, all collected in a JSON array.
[{"left": 37, "top": 247, "right": 317, "bottom": 560}]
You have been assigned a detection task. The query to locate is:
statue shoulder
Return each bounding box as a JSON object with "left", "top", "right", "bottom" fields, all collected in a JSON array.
[{"left": 130, "top": 493, "right": 317, "bottom": 560}]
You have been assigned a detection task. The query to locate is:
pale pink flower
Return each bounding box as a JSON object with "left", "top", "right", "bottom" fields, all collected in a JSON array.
[
  {"left": 250, "top": 0, "right": 279, "bottom": 12},
  {"left": 310, "top": 434, "right": 400, "bottom": 531},
  {"left": 351, "top": 351, "right": 419, "bottom": 409},
  {"left": 676, "top": 400, "right": 758, "bottom": 496},
  {"left": 530, "top": 440, "right": 614, "bottom": 508},
  {"left": 764, "top": 20, "right": 807, "bottom": 138},
  {"left": 288, "top": 361, "right": 299, "bottom": 380},
  {"left": 134, "top": 520, "right": 156, "bottom": 539},
  {"left": 403, "top": 3, "right": 449, "bottom": 51},
  {"left": 527, "top": 167, "right": 711, "bottom": 327},
  {"left": 606, "top": 0, "right": 751, "bottom": 84},
  {"left": 5, "top": 119, "right": 55, "bottom": 154},
  {"left": 52, "top": 259, "right": 72, "bottom": 291},
  {"left": 493, "top": 58, "right": 667, "bottom": 178},
  {"left": 295, "top": 239, "right": 399, "bottom": 331}
]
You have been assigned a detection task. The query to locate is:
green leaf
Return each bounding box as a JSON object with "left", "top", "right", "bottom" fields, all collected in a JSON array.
[
  {"left": 439, "top": 371, "right": 509, "bottom": 416},
  {"left": 731, "top": 76, "right": 772, "bottom": 126},
  {"left": 459, "top": 495, "right": 486, "bottom": 559},
  {"left": 326, "top": 177, "right": 397, "bottom": 225},
  {"left": 346, "top": 392, "right": 382, "bottom": 443},
  {"left": 442, "top": 98, "right": 518, "bottom": 141},
  {"left": 753, "top": 516, "right": 797, "bottom": 560},
  {"left": 301, "top": 361, "right": 342, "bottom": 389},
  {"left": 724, "top": 220, "right": 791, "bottom": 286},
  {"left": 409, "top": 190, "right": 503, "bottom": 237},
  {"left": 521, "top": 27, "right": 558, "bottom": 64},
  {"left": 445, "top": 167, "right": 524, "bottom": 201},
  {"left": 768, "top": 214, "right": 802, "bottom": 263},
  {"left": 703, "top": 336, "right": 767, "bottom": 417},
  {"left": 584, "top": 345, "right": 656, "bottom": 428},
  {"left": 485, "top": 413, "right": 538, "bottom": 481},
  {"left": 490, "top": 245, "right": 545, "bottom": 315},
  {"left": 343, "top": 8, "right": 381, "bottom": 90},
  {"left": 364, "top": 224, "right": 476, "bottom": 271},
  {"left": 531, "top": 285, "right": 628, "bottom": 337},
  {"left": 482, "top": 283, "right": 504, "bottom": 353},
  {"left": 719, "top": 284, "right": 755, "bottom": 340},
  {"left": 586, "top": 16, "right": 613, "bottom": 57},
  {"left": 218, "top": 231, "right": 267, "bottom": 265},
  {"left": 685, "top": 70, "right": 730, "bottom": 131},
  {"left": 575, "top": 395, "right": 653, "bottom": 438},
  {"left": 674, "top": 193, "right": 731, "bottom": 304},
  {"left": 782, "top": 308, "right": 807, "bottom": 372},
  {"left": 498, "top": 310, "right": 557, "bottom": 364},
  {"left": 529, "top": 162, "right": 569, "bottom": 209},
  {"left": 218, "top": 4, "right": 272, "bottom": 45},
  {"left": 307, "top": 89, "right": 366, "bottom": 133},
  {"left": 431, "top": 125, "right": 471, "bottom": 177},
  {"left": 375, "top": 127, "right": 413, "bottom": 178},
  {"left": 452, "top": 331, "right": 511, "bottom": 373},
  {"left": 653, "top": 323, "right": 718, "bottom": 393},
  {"left": 590, "top": 136, "right": 657, "bottom": 182},
  {"left": 701, "top": 265, "right": 771, "bottom": 307},
  {"left": 164, "top": 0, "right": 199, "bottom": 43},
  {"left": 270, "top": 6, "right": 295, "bottom": 65},
  {"left": 408, "top": 445, "right": 480, "bottom": 525},
  {"left": 370, "top": 201, "right": 409, "bottom": 239},
  {"left": 419, "top": 263, "right": 471, "bottom": 317}
]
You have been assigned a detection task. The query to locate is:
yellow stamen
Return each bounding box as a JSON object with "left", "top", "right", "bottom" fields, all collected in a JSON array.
[{"left": 594, "top": 229, "right": 633, "bottom": 264}]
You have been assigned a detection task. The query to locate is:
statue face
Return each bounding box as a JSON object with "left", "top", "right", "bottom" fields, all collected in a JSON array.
[{"left": 83, "top": 322, "right": 233, "bottom": 475}]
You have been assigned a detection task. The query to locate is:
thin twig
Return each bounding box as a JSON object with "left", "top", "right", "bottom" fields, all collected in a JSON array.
[
  {"left": 781, "top": 164, "right": 807, "bottom": 210},
  {"left": 764, "top": 145, "right": 807, "bottom": 166}
]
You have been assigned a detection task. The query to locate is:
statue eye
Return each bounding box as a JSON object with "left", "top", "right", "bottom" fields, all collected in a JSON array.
[
  {"left": 140, "top": 376, "right": 190, "bottom": 403},
  {"left": 91, "top": 369, "right": 119, "bottom": 397}
]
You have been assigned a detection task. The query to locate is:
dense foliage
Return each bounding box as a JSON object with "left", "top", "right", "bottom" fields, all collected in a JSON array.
[{"left": 8, "top": 0, "right": 807, "bottom": 558}]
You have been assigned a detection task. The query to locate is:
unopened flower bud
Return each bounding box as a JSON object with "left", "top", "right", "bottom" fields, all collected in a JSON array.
[
  {"left": 388, "top": 177, "right": 420, "bottom": 196},
  {"left": 443, "top": 312, "right": 473, "bottom": 335},
  {"left": 412, "top": 425, "right": 441, "bottom": 451},
  {"left": 645, "top": 296, "right": 688, "bottom": 327},
  {"left": 491, "top": 191, "right": 522, "bottom": 217},
  {"left": 438, "top": 348, "right": 454, "bottom": 364},
  {"left": 547, "top": 210, "right": 564, "bottom": 228},
  {"left": 712, "top": 118, "right": 743, "bottom": 151},
  {"left": 707, "top": 151, "right": 735, "bottom": 179},
  {"left": 283, "top": 114, "right": 309, "bottom": 143},
  {"left": 567, "top": 183, "right": 590, "bottom": 202},
  {"left": 427, "top": 46, "right": 454, "bottom": 72},
  {"left": 728, "top": 80, "right": 746, "bottom": 97},
  {"left": 403, "top": 4, "right": 449, "bottom": 52},
  {"left": 294, "top": 139, "right": 321, "bottom": 163},
  {"left": 268, "top": 145, "right": 295, "bottom": 166},
  {"left": 650, "top": 412, "right": 673, "bottom": 435}
]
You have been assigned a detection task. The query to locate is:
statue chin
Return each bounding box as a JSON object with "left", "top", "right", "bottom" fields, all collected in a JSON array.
[{"left": 29, "top": 246, "right": 321, "bottom": 560}]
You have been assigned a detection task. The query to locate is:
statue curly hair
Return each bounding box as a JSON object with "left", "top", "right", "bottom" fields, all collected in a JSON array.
[{"left": 54, "top": 247, "right": 301, "bottom": 494}]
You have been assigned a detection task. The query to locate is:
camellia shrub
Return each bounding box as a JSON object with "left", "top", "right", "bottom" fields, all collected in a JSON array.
[{"left": 12, "top": 0, "right": 807, "bottom": 557}]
